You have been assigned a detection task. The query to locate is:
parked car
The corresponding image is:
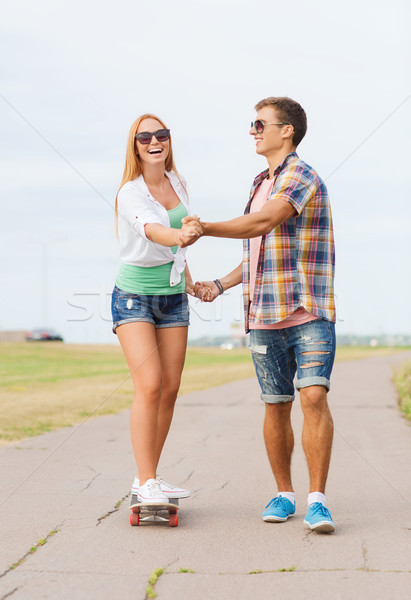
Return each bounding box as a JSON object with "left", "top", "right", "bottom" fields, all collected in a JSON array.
[{"left": 26, "top": 328, "right": 64, "bottom": 342}]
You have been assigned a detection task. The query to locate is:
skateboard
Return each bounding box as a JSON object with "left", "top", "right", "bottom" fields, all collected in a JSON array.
[{"left": 129, "top": 495, "right": 179, "bottom": 527}]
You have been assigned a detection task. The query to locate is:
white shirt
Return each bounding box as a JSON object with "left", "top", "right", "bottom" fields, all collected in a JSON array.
[{"left": 117, "top": 170, "right": 190, "bottom": 287}]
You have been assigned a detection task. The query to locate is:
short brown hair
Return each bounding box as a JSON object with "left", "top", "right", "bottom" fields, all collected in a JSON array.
[{"left": 255, "top": 97, "right": 307, "bottom": 147}]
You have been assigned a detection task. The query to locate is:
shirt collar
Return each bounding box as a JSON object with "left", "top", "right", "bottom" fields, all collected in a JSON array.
[
  {"left": 253, "top": 151, "right": 299, "bottom": 187},
  {"left": 137, "top": 170, "right": 180, "bottom": 199}
]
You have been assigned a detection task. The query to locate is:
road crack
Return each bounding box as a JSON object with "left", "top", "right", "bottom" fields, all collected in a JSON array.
[
  {"left": 96, "top": 492, "right": 130, "bottom": 526},
  {"left": 0, "top": 528, "right": 61, "bottom": 579},
  {"left": 82, "top": 472, "right": 101, "bottom": 491},
  {"left": 0, "top": 588, "right": 19, "bottom": 600},
  {"left": 361, "top": 541, "right": 370, "bottom": 571}
]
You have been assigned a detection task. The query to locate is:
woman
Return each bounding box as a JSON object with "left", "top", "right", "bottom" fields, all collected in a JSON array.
[{"left": 112, "top": 114, "right": 201, "bottom": 503}]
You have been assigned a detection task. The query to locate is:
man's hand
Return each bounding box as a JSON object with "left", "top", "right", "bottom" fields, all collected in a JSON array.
[
  {"left": 194, "top": 280, "right": 220, "bottom": 302},
  {"left": 178, "top": 215, "right": 204, "bottom": 248},
  {"left": 184, "top": 199, "right": 296, "bottom": 240}
]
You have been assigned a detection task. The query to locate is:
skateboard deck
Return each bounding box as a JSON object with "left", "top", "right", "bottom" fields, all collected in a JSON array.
[{"left": 129, "top": 494, "right": 179, "bottom": 527}]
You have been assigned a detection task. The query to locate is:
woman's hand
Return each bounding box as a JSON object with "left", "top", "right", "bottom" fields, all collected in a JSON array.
[
  {"left": 185, "top": 278, "right": 217, "bottom": 301},
  {"left": 186, "top": 280, "right": 207, "bottom": 299},
  {"left": 185, "top": 278, "right": 197, "bottom": 296},
  {"left": 178, "top": 215, "right": 204, "bottom": 248},
  {"left": 194, "top": 280, "right": 220, "bottom": 302}
]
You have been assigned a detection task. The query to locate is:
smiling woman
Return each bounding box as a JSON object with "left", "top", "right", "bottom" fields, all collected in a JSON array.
[
  {"left": 114, "top": 114, "right": 176, "bottom": 236},
  {"left": 110, "top": 113, "right": 203, "bottom": 509}
]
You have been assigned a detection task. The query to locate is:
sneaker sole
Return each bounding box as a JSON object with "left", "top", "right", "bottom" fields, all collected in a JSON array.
[
  {"left": 304, "top": 519, "right": 335, "bottom": 533},
  {"left": 263, "top": 514, "right": 294, "bottom": 522}
]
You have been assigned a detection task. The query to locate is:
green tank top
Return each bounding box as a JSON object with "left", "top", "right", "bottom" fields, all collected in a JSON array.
[{"left": 116, "top": 201, "right": 188, "bottom": 295}]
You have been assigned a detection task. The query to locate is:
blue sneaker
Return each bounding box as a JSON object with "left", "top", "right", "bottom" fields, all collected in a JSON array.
[
  {"left": 304, "top": 502, "right": 335, "bottom": 533},
  {"left": 262, "top": 496, "right": 296, "bottom": 522}
]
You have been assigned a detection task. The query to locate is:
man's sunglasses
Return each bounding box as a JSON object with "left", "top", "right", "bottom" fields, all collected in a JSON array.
[
  {"left": 135, "top": 129, "right": 170, "bottom": 144},
  {"left": 250, "top": 120, "right": 289, "bottom": 133}
]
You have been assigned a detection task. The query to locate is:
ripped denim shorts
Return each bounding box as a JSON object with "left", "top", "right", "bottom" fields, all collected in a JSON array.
[{"left": 249, "top": 319, "right": 336, "bottom": 404}]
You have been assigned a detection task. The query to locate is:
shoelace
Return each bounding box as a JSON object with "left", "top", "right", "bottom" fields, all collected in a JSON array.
[
  {"left": 156, "top": 476, "right": 177, "bottom": 490},
  {"left": 265, "top": 496, "right": 290, "bottom": 510},
  {"left": 309, "top": 502, "right": 332, "bottom": 519},
  {"left": 147, "top": 481, "right": 162, "bottom": 495}
]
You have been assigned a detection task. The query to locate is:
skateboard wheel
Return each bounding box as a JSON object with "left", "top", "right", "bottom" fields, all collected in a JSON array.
[
  {"left": 130, "top": 512, "right": 140, "bottom": 526},
  {"left": 169, "top": 513, "right": 178, "bottom": 527}
]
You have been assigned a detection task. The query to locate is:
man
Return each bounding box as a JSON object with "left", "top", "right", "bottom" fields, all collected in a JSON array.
[{"left": 183, "top": 97, "right": 336, "bottom": 533}]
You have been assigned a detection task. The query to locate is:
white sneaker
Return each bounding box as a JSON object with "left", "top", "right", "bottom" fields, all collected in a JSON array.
[
  {"left": 131, "top": 476, "right": 190, "bottom": 499},
  {"left": 136, "top": 478, "right": 169, "bottom": 504},
  {"left": 156, "top": 475, "right": 191, "bottom": 499}
]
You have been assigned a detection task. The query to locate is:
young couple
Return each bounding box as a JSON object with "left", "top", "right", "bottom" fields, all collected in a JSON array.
[{"left": 111, "top": 97, "right": 336, "bottom": 533}]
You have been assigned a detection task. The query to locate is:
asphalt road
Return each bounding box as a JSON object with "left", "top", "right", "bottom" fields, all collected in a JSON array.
[{"left": 1, "top": 352, "right": 411, "bottom": 599}]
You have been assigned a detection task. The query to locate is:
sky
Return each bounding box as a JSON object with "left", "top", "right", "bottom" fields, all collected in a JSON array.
[{"left": 0, "top": 0, "right": 410, "bottom": 344}]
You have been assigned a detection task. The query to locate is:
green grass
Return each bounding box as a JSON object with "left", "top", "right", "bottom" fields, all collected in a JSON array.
[
  {"left": 0, "top": 342, "right": 408, "bottom": 445},
  {"left": 179, "top": 567, "right": 195, "bottom": 573},
  {"left": 249, "top": 565, "right": 297, "bottom": 573},
  {"left": 9, "top": 529, "right": 60, "bottom": 571},
  {"left": 0, "top": 343, "right": 128, "bottom": 388},
  {"left": 394, "top": 361, "right": 411, "bottom": 422},
  {"left": 146, "top": 567, "right": 166, "bottom": 599}
]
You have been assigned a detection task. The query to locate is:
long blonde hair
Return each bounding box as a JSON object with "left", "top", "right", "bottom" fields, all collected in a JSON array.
[{"left": 115, "top": 114, "right": 179, "bottom": 236}]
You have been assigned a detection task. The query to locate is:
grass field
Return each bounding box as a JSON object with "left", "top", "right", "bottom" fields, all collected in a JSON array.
[{"left": 0, "top": 342, "right": 409, "bottom": 445}]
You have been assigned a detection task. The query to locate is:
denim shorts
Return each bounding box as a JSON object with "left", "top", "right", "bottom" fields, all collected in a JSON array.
[
  {"left": 249, "top": 319, "right": 336, "bottom": 404},
  {"left": 111, "top": 286, "right": 190, "bottom": 333}
]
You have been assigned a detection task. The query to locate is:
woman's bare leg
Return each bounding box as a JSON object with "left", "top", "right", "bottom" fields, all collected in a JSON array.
[
  {"left": 154, "top": 326, "right": 188, "bottom": 468},
  {"left": 116, "top": 322, "right": 162, "bottom": 485}
]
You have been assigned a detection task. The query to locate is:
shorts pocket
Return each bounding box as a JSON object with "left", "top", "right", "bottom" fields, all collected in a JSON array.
[{"left": 114, "top": 290, "right": 140, "bottom": 310}]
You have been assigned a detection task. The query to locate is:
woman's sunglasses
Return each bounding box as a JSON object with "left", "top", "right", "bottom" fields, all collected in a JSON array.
[
  {"left": 250, "top": 120, "right": 289, "bottom": 133},
  {"left": 135, "top": 129, "right": 170, "bottom": 144}
]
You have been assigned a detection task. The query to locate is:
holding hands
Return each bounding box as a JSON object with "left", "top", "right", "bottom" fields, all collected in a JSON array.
[
  {"left": 178, "top": 215, "right": 204, "bottom": 248},
  {"left": 194, "top": 280, "right": 220, "bottom": 302},
  {"left": 180, "top": 215, "right": 222, "bottom": 302},
  {"left": 185, "top": 279, "right": 221, "bottom": 302}
]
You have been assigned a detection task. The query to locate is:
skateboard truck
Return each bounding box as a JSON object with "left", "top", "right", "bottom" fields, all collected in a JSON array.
[{"left": 129, "top": 495, "right": 180, "bottom": 527}]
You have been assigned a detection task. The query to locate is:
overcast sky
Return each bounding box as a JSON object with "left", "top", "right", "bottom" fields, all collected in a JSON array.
[{"left": 1, "top": 0, "right": 410, "bottom": 344}]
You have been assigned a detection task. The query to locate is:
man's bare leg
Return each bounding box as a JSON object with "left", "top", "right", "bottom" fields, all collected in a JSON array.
[
  {"left": 264, "top": 401, "right": 294, "bottom": 492},
  {"left": 300, "top": 385, "right": 333, "bottom": 493}
]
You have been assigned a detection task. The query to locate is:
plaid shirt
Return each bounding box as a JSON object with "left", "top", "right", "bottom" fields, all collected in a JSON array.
[{"left": 243, "top": 152, "right": 336, "bottom": 332}]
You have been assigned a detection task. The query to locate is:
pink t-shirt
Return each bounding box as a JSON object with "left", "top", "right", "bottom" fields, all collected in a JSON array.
[{"left": 249, "top": 177, "right": 317, "bottom": 330}]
